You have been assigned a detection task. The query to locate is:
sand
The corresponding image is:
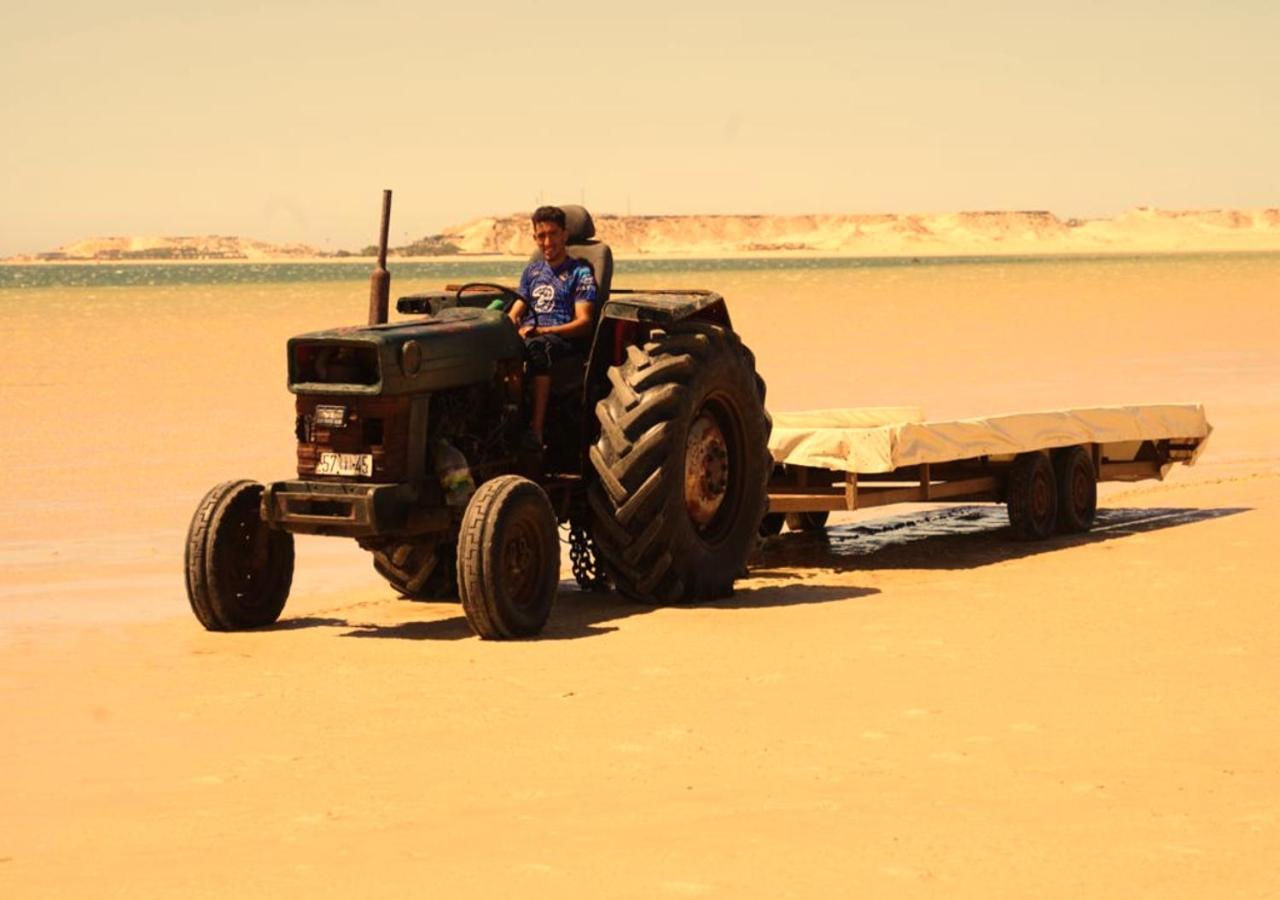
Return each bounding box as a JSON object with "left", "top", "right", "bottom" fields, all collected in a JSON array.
[{"left": 2, "top": 254, "right": 1278, "bottom": 897}]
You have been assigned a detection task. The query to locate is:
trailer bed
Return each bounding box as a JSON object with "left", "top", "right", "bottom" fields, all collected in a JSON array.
[{"left": 765, "top": 404, "right": 1211, "bottom": 520}]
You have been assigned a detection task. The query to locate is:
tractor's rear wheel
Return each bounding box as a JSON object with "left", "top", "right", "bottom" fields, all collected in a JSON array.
[
  {"left": 458, "top": 475, "right": 560, "bottom": 639},
  {"left": 1006, "top": 452, "right": 1058, "bottom": 541},
  {"left": 589, "top": 320, "right": 771, "bottom": 603},
  {"left": 185, "top": 480, "right": 294, "bottom": 630},
  {"left": 362, "top": 537, "right": 458, "bottom": 600},
  {"left": 1053, "top": 445, "right": 1097, "bottom": 534}
]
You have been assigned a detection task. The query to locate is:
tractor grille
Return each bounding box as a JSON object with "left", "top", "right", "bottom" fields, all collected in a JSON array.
[
  {"left": 291, "top": 342, "right": 380, "bottom": 387},
  {"left": 295, "top": 395, "right": 410, "bottom": 481}
]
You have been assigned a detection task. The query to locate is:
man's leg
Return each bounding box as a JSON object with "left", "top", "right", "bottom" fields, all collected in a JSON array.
[
  {"left": 530, "top": 374, "right": 551, "bottom": 441},
  {"left": 523, "top": 333, "right": 580, "bottom": 447},
  {"left": 524, "top": 334, "right": 561, "bottom": 448}
]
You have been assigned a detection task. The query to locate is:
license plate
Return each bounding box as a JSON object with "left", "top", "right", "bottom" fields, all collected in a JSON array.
[{"left": 315, "top": 452, "right": 373, "bottom": 477}]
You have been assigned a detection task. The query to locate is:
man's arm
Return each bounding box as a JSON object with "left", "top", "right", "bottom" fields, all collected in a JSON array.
[
  {"left": 508, "top": 298, "right": 528, "bottom": 327},
  {"left": 510, "top": 266, "right": 532, "bottom": 326},
  {"left": 526, "top": 301, "right": 593, "bottom": 339}
]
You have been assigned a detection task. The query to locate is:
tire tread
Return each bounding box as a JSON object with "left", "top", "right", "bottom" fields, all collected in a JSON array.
[{"left": 588, "top": 321, "right": 772, "bottom": 604}]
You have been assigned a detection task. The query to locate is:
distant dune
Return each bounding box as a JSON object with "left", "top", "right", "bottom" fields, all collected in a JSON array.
[
  {"left": 9, "top": 208, "right": 1280, "bottom": 262},
  {"left": 443, "top": 207, "right": 1280, "bottom": 257}
]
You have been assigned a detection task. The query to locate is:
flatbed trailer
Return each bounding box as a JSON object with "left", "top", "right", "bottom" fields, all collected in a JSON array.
[{"left": 763, "top": 404, "right": 1212, "bottom": 539}]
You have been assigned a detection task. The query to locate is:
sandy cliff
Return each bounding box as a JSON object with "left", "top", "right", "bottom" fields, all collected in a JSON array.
[
  {"left": 10, "top": 208, "right": 1280, "bottom": 262},
  {"left": 14, "top": 234, "right": 323, "bottom": 262},
  {"left": 442, "top": 207, "right": 1280, "bottom": 257}
]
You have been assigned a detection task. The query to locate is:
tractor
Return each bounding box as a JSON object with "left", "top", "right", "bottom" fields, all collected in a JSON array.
[{"left": 184, "top": 197, "right": 772, "bottom": 639}]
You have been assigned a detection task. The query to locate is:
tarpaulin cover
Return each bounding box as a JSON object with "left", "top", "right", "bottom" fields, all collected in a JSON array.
[{"left": 769, "top": 404, "right": 1211, "bottom": 474}]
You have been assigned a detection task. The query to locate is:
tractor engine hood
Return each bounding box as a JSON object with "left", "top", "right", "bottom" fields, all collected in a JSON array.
[{"left": 287, "top": 307, "right": 524, "bottom": 396}]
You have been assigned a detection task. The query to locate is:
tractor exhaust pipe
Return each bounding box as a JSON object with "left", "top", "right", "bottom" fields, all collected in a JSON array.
[{"left": 367, "top": 189, "right": 392, "bottom": 325}]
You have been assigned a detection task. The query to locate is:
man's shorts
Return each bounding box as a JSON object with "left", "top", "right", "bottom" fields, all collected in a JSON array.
[{"left": 524, "top": 333, "right": 586, "bottom": 375}]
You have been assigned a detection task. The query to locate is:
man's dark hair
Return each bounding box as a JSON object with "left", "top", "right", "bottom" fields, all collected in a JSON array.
[{"left": 531, "top": 205, "right": 567, "bottom": 230}]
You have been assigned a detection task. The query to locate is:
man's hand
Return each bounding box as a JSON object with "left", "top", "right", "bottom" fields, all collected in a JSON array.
[
  {"left": 508, "top": 299, "right": 528, "bottom": 327},
  {"left": 519, "top": 323, "right": 538, "bottom": 338}
]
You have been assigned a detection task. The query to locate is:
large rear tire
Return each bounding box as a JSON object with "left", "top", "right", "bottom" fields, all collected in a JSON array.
[
  {"left": 1053, "top": 445, "right": 1097, "bottom": 534},
  {"left": 362, "top": 537, "right": 458, "bottom": 600},
  {"left": 588, "top": 320, "right": 771, "bottom": 603},
  {"left": 185, "top": 480, "right": 294, "bottom": 630},
  {"left": 458, "top": 475, "right": 560, "bottom": 639},
  {"left": 1006, "top": 452, "right": 1058, "bottom": 541}
]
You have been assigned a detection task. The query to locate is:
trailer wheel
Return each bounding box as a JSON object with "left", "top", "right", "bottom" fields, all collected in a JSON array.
[
  {"left": 458, "top": 475, "right": 559, "bottom": 639},
  {"left": 759, "top": 513, "right": 785, "bottom": 537},
  {"left": 785, "top": 511, "right": 830, "bottom": 533},
  {"left": 1053, "top": 446, "right": 1097, "bottom": 534},
  {"left": 589, "top": 320, "right": 772, "bottom": 603},
  {"left": 185, "top": 480, "right": 294, "bottom": 630},
  {"left": 363, "top": 538, "right": 458, "bottom": 600},
  {"left": 1006, "top": 452, "right": 1058, "bottom": 541}
]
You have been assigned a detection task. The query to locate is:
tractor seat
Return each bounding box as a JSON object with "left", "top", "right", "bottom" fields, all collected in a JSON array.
[{"left": 561, "top": 204, "right": 612, "bottom": 305}]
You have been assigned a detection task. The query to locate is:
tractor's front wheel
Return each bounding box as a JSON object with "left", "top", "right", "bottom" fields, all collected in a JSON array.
[
  {"left": 185, "top": 480, "right": 294, "bottom": 630},
  {"left": 458, "top": 475, "right": 560, "bottom": 639},
  {"left": 589, "top": 321, "right": 771, "bottom": 603}
]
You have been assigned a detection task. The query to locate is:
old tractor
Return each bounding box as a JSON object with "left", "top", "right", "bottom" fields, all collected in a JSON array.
[{"left": 184, "top": 195, "right": 772, "bottom": 639}]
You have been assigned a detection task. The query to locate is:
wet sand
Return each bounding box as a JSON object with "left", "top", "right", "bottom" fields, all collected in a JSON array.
[{"left": 1, "top": 254, "right": 1278, "bottom": 896}]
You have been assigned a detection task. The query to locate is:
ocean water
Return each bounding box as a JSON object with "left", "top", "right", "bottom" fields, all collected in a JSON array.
[
  {"left": 4, "top": 250, "right": 1277, "bottom": 446},
  {"left": 3, "top": 250, "right": 1275, "bottom": 290}
]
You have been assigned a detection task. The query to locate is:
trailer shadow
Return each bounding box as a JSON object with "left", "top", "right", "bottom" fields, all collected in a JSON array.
[{"left": 750, "top": 505, "right": 1251, "bottom": 575}]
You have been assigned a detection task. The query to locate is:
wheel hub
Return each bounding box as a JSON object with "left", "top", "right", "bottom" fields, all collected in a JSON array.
[
  {"left": 218, "top": 497, "right": 283, "bottom": 609},
  {"left": 1031, "top": 470, "right": 1053, "bottom": 520},
  {"left": 504, "top": 526, "right": 538, "bottom": 607},
  {"left": 1071, "top": 468, "right": 1090, "bottom": 510},
  {"left": 685, "top": 412, "right": 730, "bottom": 529}
]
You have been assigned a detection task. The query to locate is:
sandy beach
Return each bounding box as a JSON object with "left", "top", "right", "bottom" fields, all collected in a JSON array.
[{"left": 2, "top": 253, "right": 1278, "bottom": 897}]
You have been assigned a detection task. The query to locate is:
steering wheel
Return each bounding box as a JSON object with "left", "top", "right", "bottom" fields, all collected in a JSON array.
[{"left": 454, "top": 282, "right": 525, "bottom": 313}]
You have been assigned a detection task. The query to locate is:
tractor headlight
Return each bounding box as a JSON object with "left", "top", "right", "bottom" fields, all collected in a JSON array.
[{"left": 401, "top": 339, "right": 422, "bottom": 375}]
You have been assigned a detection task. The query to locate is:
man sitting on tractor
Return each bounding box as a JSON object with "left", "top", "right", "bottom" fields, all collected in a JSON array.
[{"left": 507, "top": 205, "right": 598, "bottom": 449}]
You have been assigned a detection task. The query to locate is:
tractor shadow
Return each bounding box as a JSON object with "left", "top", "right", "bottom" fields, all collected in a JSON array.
[
  {"left": 540, "top": 581, "right": 877, "bottom": 640},
  {"left": 277, "top": 504, "right": 1245, "bottom": 642},
  {"left": 336, "top": 581, "right": 876, "bottom": 642},
  {"left": 260, "top": 616, "right": 350, "bottom": 632},
  {"left": 750, "top": 505, "right": 1251, "bottom": 575},
  {"left": 340, "top": 616, "right": 477, "bottom": 641}
]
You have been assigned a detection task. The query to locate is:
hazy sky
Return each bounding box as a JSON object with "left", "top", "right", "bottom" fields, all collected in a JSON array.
[{"left": 2, "top": 0, "right": 1276, "bottom": 255}]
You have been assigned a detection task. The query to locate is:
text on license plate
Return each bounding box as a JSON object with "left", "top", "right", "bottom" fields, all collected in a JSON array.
[{"left": 316, "top": 452, "right": 374, "bottom": 477}]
